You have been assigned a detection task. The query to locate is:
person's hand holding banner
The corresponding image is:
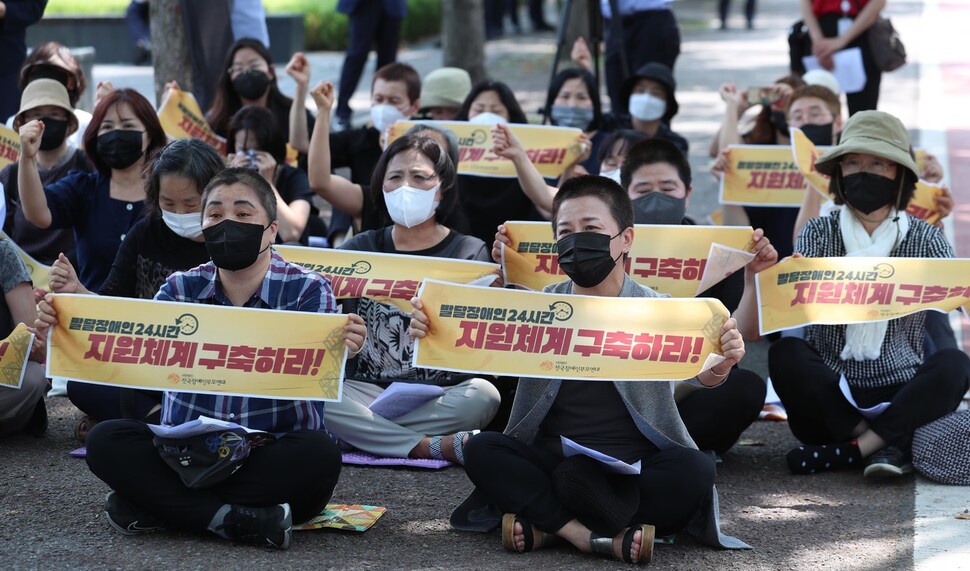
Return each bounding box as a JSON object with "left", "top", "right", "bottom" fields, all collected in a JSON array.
[
  {"left": 755, "top": 256, "right": 970, "bottom": 334},
  {"left": 410, "top": 279, "right": 731, "bottom": 381},
  {"left": 44, "top": 294, "right": 351, "bottom": 401}
]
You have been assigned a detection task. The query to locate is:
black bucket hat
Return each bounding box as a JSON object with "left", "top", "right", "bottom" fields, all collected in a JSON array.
[{"left": 620, "top": 62, "right": 679, "bottom": 123}]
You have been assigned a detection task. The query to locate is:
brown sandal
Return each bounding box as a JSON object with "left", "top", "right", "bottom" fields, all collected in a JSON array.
[
  {"left": 589, "top": 523, "right": 655, "bottom": 564},
  {"left": 74, "top": 416, "right": 97, "bottom": 442},
  {"left": 501, "top": 513, "right": 560, "bottom": 553}
]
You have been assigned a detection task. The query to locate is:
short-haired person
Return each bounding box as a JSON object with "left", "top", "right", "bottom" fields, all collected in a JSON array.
[
  {"left": 323, "top": 134, "right": 500, "bottom": 463},
  {"left": 17, "top": 87, "right": 167, "bottom": 291},
  {"left": 35, "top": 168, "right": 367, "bottom": 548},
  {"left": 1, "top": 79, "right": 93, "bottom": 266},
  {"left": 414, "top": 176, "right": 767, "bottom": 563},
  {"left": 735, "top": 111, "right": 970, "bottom": 479}
]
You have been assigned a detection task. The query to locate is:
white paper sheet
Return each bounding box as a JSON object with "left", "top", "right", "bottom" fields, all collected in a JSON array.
[
  {"left": 838, "top": 374, "right": 890, "bottom": 420},
  {"left": 695, "top": 243, "right": 756, "bottom": 296},
  {"left": 560, "top": 436, "right": 641, "bottom": 475},
  {"left": 802, "top": 47, "right": 867, "bottom": 94},
  {"left": 147, "top": 415, "right": 266, "bottom": 438},
  {"left": 368, "top": 382, "right": 445, "bottom": 420}
]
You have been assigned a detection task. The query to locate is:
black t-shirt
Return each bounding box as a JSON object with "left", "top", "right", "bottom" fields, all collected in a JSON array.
[
  {"left": 98, "top": 214, "right": 211, "bottom": 299},
  {"left": 340, "top": 225, "right": 490, "bottom": 261},
  {"left": 457, "top": 175, "right": 542, "bottom": 245},
  {"left": 537, "top": 381, "right": 658, "bottom": 463},
  {"left": 274, "top": 164, "right": 325, "bottom": 243},
  {"left": 330, "top": 126, "right": 382, "bottom": 186}
]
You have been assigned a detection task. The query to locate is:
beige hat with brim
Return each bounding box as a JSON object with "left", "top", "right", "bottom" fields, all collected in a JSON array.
[
  {"left": 420, "top": 67, "right": 472, "bottom": 109},
  {"left": 13, "top": 78, "right": 78, "bottom": 134},
  {"left": 814, "top": 110, "right": 918, "bottom": 179}
]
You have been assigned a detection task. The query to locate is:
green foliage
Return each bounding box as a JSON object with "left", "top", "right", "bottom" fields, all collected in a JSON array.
[{"left": 44, "top": 0, "right": 442, "bottom": 51}]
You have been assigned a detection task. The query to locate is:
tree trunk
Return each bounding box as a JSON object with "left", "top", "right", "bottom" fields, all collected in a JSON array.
[
  {"left": 442, "top": 0, "right": 486, "bottom": 85},
  {"left": 149, "top": 0, "right": 193, "bottom": 106}
]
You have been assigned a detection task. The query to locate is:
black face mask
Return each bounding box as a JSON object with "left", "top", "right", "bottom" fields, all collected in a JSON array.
[
  {"left": 203, "top": 219, "right": 269, "bottom": 271},
  {"left": 232, "top": 70, "right": 272, "bottom": 101},
  {"left": 842, "top": 172, "right": 897, "bottom": 215},
  {"left": 39, "top": 117, "right": 69, "bottom": 150},
  {"left": 632, "top": 192, "right": 686, "bottom": 225},
  {"left": 96, "top": 129, "right": 144, "bottom": 169},
  {"left": 801, "top": 122, "right": 834, "bottom": 146},
  {"left": 771, "top": 110, "right": 788, "bottom": 137},
  {"left": 557, "top": 231, "right": 622, "bottom": 288}
]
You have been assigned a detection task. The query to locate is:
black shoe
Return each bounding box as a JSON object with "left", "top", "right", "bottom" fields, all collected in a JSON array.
[
  {"left": 104, "top": 492, "right": 165, "bottom": 535},
  {"left": 863, "top": 446, "right": 913, "bottom": 479},
  {"left": 216, "top": 504, "right": 292, "bottom": 549},
  {"left": 22, "top": 399, "right": 48, "bottom": 438}
]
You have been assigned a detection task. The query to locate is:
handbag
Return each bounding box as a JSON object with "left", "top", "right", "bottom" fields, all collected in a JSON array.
[{"left": 867, "top": 16, "right": 907, "bottom": 72}]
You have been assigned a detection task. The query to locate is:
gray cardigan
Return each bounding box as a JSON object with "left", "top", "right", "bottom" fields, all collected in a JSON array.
[{"left": 452, "top": 275, "right": 750, "bottom": 550}]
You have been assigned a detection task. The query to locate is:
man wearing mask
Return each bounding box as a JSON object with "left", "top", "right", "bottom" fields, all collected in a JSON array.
[
  {"left": 327, "top": 62, "right": 421, "bottom": 243},
  {"left": 35, "top": 168, "right": 367, "bottom": 549},
  {"left": 618, "top": 63, "right": 688, "bottom": 155}
]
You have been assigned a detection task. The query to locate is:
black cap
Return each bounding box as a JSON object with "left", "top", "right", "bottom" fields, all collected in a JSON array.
[{"left": 620, "top": 62, "right": 679, "bottom": 123}]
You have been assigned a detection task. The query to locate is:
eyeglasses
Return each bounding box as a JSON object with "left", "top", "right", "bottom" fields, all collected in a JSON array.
[{"left": 839, "top": 157, "right": 894, "bottom": 176}]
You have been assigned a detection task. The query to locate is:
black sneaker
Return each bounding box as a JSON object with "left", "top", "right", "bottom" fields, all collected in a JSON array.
[
  {"left": 104, "top": 492, "right": 165, "bottom": 535},
  {"left": 216, "top": 504, "right": 292, "bottom": 549},
  {"left": 863, "top": 446, "right": 914, "bottom": 479}
]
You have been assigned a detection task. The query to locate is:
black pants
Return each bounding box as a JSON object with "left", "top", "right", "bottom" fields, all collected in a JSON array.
[
  {"left": 744, "top": 206, "right": 798, "bottom": 259},
  {"left": 679, "top": 368, "right": 766, "bottom": 454},
  {"left": 818, "top": 14, "right": 881, "bottom": 115},
  {"left": 604, "top": 9, "right": 681, "bottom": 114},
  {"left": 86, "top": 420, "right": 341, "bottom": 530},
  {"left": 924, "top": 311, "right": 958, "bottom": 356},
  {"left": 463, "top": 432, "right": 715, "bottom": 537},
  {"left": 67, "top": 382, "right": 161, "bottom": 422},
  {"left": 336, "top": 1, "right": 403, "bottom": 121},
  {"left": 718, "top": 0, "right": 756, "bottom": 25},
  {"left": 769, "top": 338, "right": 970, "bottom": 453}
]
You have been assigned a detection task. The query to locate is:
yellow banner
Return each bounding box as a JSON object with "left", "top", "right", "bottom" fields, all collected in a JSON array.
[
  {"left": 719, "top": 145, "right": 806, "bottom": 206},
  {"left": 0, "top": 324, "right": 34, "bottom": 389},
  {"left": 0, "top": 124, "right": 21, "bottom": 171},
  {"left": 501, "top": 222, "right": 755, "bottom": 297},
  {"left": 157, "top": 87, "right": 228, "bottom": 154},
  {"left": 47, "top": 294, "right": 348, "bottom": 401},
  {"left": 413, "top": 280, "right": 729, "bottom": 381},
  {"left": 790, "top": 128, "right": 942, "bottom": 225},
  {"left": 0, "top": 232, "right": 51, "bottom": 291},
  {"left": 275, "top": 245, "right": 499, "bottom": 311},
  {"left": 387, "top": 120, "right": 584, "bottom": 178},
  {"left": 756, "top": 256, "right": 970, "bottom": 334}
]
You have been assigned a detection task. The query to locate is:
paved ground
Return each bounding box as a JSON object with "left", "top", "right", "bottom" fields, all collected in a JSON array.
[{"left": 2, "top": 0, "right": 969, "bottom": 569}]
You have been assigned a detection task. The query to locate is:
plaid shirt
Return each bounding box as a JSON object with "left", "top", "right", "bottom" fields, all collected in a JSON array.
[
  {"left": 796, "top": 211, "right": 953, "bottom": 389},
  {"left": 157, "top": 249, "right": 337, "bottom": 432}
]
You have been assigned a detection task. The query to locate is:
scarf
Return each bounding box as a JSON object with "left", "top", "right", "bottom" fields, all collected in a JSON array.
[{"left": 838, "top": 208, "right": 909, "bottom": 360}]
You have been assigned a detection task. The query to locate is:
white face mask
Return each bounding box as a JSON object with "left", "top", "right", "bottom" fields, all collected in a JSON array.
[
  {"left": 600, "top": 168, "right": 622, "bottom": 185},
  {"left": 384, "top": 184, "right": 440, "bottom": 228},
  {"left": 628, "top": 93, "right": 667, "bottom": 122},
  {"left": 469, "top": 112, "right": 506, "bottom": 126},
  {"left": 371, "top": 104, "right": 407, "bottom": 133},
  {"left": 161, "top": 209, "right": 203, "bottom": 239}
]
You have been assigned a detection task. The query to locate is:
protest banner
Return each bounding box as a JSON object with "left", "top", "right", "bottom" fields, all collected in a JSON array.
[
  {"left": 0, "top": 324, "right": 34, "bottom": 389},
  {"left": 47, "top": 294, "right": 348, "bottom": 401},
  {"left": 0, "top": 232, "right": 52, "bottom": 291},
  {"left": 413, "top": 279, "right": 729, "bottom": 381},
  {"left": 0, "top": 124, "right": 21, "bottom": 171},
  {"left": 276, "top": 245, "right": 499, "bottom": 311},
  {"left": 386, "top": 120, "right": 584, "bottom": 178},
  {"left": 756, "top": 256, "right": 970, "bottom": 334},
  {"left": 500, "top": 221, "right": 755, "bottom": 297},
  {"left": 719, "top": 145, "right": 807, "bottom": 206},
  {"left": 157, "top": 87, "right": 228, "bottom": 154},
  {"left": 790, "top": 128, "right": 943, "bottom": 225}
]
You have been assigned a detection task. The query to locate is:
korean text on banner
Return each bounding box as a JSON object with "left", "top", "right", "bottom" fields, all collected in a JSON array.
[
  {"left": 755, "top": 256, "right": 970, "bottom": 334},
  {"left": 276, "top": 245, "right": 499, "bottom": 311},
  {"left": 47, "top": 294, "right": 348, "bottom": 401},
  {"left": 0, "top": 324, "right": 34, "bottom": 390},
  {"left": 157, "top": 88, "right": 228, "bottom": 154},
  {"left": 501, "top": 221, "right": 755, "bottom": 297},
  {"left": 0, "top": 232, "right": 52, "bottom": 291},
  {"left": 719, "top": 145, "right": 807, "bottom": 207},
  {"left": 790, "top": 128, "right": 943, "bottom": 225},
  {"left": 0, "top": 124, "right": 21, "bottom": 171},
  {"left": 412, "top": 279, "right": 729, "bottom": 381},
  {"left": 386, "top": 120, "right": 584, "bottom": 178}
]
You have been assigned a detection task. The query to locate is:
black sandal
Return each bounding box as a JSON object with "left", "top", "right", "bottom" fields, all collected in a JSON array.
[
  {"left": 501, "top": 513, "right": 559, "bottom": 553},
  {"left": 589, "top": 523, "right": 655, "bottom": 564}
]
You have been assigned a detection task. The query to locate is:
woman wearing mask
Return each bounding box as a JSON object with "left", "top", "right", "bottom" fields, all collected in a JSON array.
[
  {"left": 618, "top": 63, "right": 688, "bottom": 155},
  {"left": 543, "top": 68, "right": 611, "bottom": 175},
  {"left": 226, "top": 105, "right": 321, "bottom": 244},
  {"left": 48, "top": 138, "right": 225, "bottom": 437},
  {"left": 735, "top": 110, "right": 970, "bottom": 480},
  {"left": 1, "top": 79, "right": 93, "bottom": 266},
  {"left": 453, "top": 80, "right": 539, "bottom": 243},
  {"left": 323, "top": 133, "right": 500, "bottom": 464},
  {"left": 205, "top": 39, "right": 314, "bottom": 154},
  {"left": 17, "top": 87, "right": 166, "bottom": 292}
]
